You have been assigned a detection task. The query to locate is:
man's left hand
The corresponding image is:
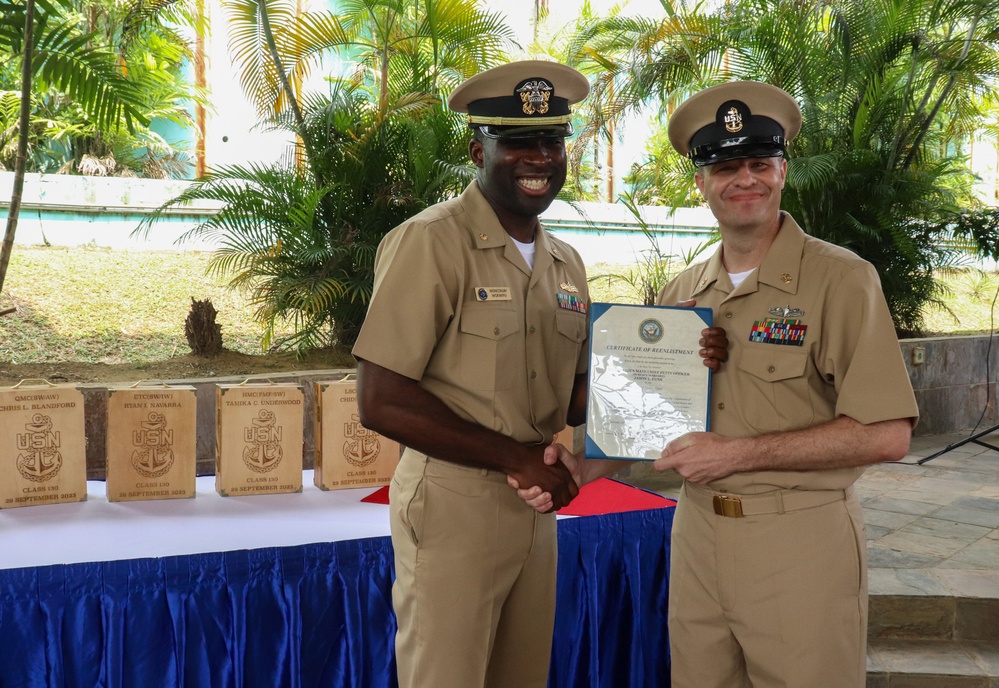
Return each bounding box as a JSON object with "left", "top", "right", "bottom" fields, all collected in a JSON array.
[{"left": 654, "top": 431, "right": 739, "bottom": 484}]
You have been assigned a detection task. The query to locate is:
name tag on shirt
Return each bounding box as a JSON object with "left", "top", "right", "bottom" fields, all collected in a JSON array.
[{"left": 474, "top": 287, "right": 511, "bottom": 302}]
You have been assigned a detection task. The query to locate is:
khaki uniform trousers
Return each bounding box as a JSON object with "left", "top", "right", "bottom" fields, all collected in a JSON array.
[
  {"left": 389, "top": 449, "right": 557, "bottom": 688},
  {"left": 668, "top": 482, "right": 868, "bottom": 688}
]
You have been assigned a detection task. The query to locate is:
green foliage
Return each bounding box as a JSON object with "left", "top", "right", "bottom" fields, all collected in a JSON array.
[
  {"left": 625, "top": 124, "right": 702, "bottom": 208},
  {"left": 0, "top": 0, "right": 202, "bottom": 176},
  {"left": 137, "top": 82, "right": 473, "bottom": 350},
  {"left": 133, "top": 0, "right": 513, "bottom": 352},
  {"left": 588, "top": 192, "right": 719, "bottom": 305},
  {"left": 749, "top": 0, "right": 999, "bottom": 334},
  {"left": 223, "top": 0, "right": 516, "bottom": 119},
  {"left": 0, "top": 0, "right": 148, "bottom": 133},
  {"left": 577, "top": 0, "right": 999, "bottom": 335},
  {"left": 945, "top": 208, "right": 999, "bottom": 261}
]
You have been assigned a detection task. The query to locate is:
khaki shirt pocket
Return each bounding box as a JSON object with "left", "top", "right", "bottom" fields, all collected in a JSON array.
[
  {"left": 737, "top": 347, "right": 814, "bottom": 432},
  {"left": 547, "top": 309, "right": 588, "bottom": 392},
  {"left": 459, "top": 306, "right": 522, "bottom": 391}
]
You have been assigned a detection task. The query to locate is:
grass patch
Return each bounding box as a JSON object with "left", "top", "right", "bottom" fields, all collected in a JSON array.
[
  {"left": 921, "top": 268, "right": 999, "bottom": 336},
  {"left": 0, "top": 246, "right": 995, "bottom": 366},
  {"left": 0, "top": 246, "right": 293, "bottom": 364}
]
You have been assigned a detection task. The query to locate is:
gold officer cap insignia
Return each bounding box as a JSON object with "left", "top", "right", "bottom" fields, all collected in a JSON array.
[{"left": 518, "top": 79, "right": 553, "bottom": 116}]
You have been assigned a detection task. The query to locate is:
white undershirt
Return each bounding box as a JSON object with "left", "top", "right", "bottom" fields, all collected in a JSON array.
[
  {"left": 512, "top": 236, "right": 536, "bottom": 270},
  {"left": 728, "top": 268, "right": 756, "bottom": 289}
]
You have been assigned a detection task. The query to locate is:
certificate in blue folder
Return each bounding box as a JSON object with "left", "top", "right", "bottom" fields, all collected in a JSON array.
[{"left": 585, "top": 303, "right": 713, "bottom": 461}]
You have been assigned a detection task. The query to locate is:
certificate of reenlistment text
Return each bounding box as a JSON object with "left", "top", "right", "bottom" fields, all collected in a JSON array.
[{"left": 585, "top": 303, "right": 713, "bottom": 461}]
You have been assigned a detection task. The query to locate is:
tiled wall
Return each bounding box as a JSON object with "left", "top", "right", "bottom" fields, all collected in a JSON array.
[{"left": 900, "top": 335, "right": 999, "bottom": 436}]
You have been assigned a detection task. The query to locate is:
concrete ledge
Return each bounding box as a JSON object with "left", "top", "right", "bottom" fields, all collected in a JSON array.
[
  {"left": 900, "top": 336, "right": 999, "bottom": 436},
  {"left": 866, "top": 638, "right": 999, "bottom": 686}
]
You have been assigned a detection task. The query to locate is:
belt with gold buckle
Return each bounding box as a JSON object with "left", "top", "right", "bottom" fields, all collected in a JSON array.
[{"left": 712, "top": 494, "right": 744, "bottom": 518}]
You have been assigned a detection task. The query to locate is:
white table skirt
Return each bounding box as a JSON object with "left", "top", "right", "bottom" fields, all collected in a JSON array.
[{"left": 0, "top": 471, "right": 392, "bottom": 570}]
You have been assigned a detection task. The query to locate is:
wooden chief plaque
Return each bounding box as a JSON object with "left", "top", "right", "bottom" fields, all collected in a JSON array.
[
  {"left": 105, "top": 384, "right": 197, "bottom": 502},
  {"left": 215, "top": 382, "right": 304, "bottom": 496},
  {"left": 0, "top": 381, "right": 87, "bottom": 509},
  {"left": 314, "top": 378, "right": 400, "bottom": 490}
]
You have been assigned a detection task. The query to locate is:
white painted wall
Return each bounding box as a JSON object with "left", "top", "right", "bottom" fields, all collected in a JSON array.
[
  {"left": 1, "top": 172, "right": 220, "bottom": 251},
  {"left": 1, "top": 172, "right": 718, "bottom": 265}
]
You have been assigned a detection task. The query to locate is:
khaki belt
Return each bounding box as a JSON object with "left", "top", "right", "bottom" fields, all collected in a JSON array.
[{"left": 684, "top": 482, "right": 850, "bottom": 518}]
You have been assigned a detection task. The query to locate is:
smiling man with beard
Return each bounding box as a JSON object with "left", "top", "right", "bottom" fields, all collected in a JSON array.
[{"left": 352, "top": 61, "right": 592, "bottom": 688}]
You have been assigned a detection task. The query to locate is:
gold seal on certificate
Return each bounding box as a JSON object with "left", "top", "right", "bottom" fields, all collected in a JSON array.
[{"left": 585, "top": 303, "right": 713, "bottom": 460}]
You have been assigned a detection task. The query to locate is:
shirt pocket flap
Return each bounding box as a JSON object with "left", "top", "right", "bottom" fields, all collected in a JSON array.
[
  {"left": 554, "top": 309, "right": 587, "bottom": 342},
  {"left": 459, "top": 307, "right": 520, "bottom": 341},
  {"left": 739, "top": 347, "right": 808, "bottom": 383}
]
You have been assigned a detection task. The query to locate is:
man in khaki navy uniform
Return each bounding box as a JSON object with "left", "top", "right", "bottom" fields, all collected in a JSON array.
[
  {"left": 517, "top": 80, "right": 918, "bottom": 687},
  {"left": 352, "top": 61, "right": 592, "bottom": 688},
  {"left": 654, "top": 81, "right": 919, "bottom": 688}
]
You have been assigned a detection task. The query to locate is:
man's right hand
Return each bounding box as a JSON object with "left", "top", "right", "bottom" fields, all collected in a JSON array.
[
  {"left": 510, "top": 447, "right": 634, "bottom": 513},
  {"left": 508, "top": 446, "right": 580, "bottom": 511},
  {"left": 508, "top": 443, "right": 582, "bottom": 513}
]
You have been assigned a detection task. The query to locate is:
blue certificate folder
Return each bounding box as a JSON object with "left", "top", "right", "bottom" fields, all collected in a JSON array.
[{"left": 585, "top": 303, "right": 713, "bottom": 461}]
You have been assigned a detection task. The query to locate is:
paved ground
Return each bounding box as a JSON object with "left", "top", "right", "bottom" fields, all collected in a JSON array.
[
  {"left": 862, "top": 429, "right": 999, "bottom": 600},
  {"left": 633, "top": 428, "right": 999, "bottom": 597}
]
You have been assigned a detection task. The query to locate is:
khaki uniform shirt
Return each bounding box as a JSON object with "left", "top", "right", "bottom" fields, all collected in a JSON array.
[
  {"left": 352, "top": 180, "right": 589, "bottom": 446},
  {"left": 658, "top": 212, "right": 918, "bottom": 493}
]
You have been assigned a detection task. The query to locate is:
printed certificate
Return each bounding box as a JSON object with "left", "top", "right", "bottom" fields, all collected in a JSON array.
[{"left": 585, "top": 303, "right": 713, "bottom": 461}]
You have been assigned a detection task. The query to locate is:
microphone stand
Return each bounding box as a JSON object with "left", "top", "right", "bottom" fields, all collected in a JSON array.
[{"left": 917, "top": 424, "right": 999, "bottom": 464}]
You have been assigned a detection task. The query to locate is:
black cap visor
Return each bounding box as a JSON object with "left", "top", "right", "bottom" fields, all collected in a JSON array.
[
  {"left": 476, "top": 123, "right": 574, "bottom": 139},
  {"left": 689, "top": 135, "right": 786, "bottom": 167}
]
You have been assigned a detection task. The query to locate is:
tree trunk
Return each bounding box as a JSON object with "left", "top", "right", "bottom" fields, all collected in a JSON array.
[
  {"left": 0, "top": 0, "right": 36, "bottom": 303},
  {"left": 185, "top": 298, "right": 224, "bottom": 356},
  {"left": 194, "top": 0, "right": 208, "bottom": 178}
]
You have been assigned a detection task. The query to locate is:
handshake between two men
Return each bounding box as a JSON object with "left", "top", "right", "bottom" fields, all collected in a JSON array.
[{"left": 509, "top": 317, "right": 730, "bottom": 513}]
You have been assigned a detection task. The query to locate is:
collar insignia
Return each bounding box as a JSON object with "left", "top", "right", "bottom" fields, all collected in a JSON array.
[
  {"left": 724, "top": 106, "right": 744, "bottom": 133},
  {"left": 517, "top": 79, "right": 553, "bottom": 116},
  {"left": 781, "top": 272, "right": 793, "bottom": 284}
]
